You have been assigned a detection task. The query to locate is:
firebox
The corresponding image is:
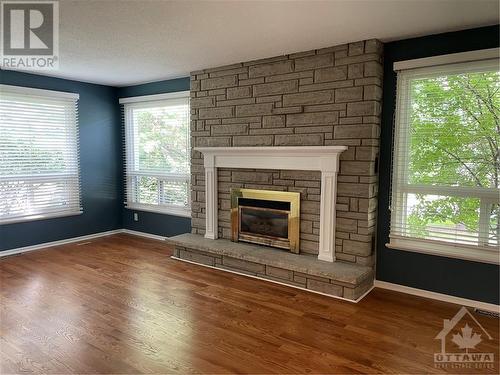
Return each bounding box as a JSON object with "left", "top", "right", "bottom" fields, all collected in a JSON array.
[{"left": 230, "top": 188, "right": 300, "bottom": 253}]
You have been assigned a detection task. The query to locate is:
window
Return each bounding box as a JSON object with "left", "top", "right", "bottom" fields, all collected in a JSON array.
[
  {"left": 389, "top": 54, "right": 499, "bottom": 264},
  {"left": 0, "top": 85, "right": 81, "bottom": 224},
  {"left": 121, "top": 92, "right": 190, "bottom": 217}
]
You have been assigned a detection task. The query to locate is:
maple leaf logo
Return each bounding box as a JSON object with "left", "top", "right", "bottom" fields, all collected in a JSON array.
[{"left": 452, "top": 324, "right": 482, "bottom": 352}]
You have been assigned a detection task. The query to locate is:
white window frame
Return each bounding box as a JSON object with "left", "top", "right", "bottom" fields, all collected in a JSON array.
[
  {"left": 388, "top": 50, "right": 500, "bottom": 265},
  {"left": 120, "top": 91, "right": 191, "bottom": 218},
  {"left": 0, "top": 84, "right": 81, "bottom": 225}
]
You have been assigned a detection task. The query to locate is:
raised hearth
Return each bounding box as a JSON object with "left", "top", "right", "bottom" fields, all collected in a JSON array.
[{"left": 167, "top": 233, "right": 374, "bottom": 301}]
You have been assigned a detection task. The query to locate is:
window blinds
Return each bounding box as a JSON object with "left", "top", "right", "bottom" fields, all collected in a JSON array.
[
  {"left": 121, "top": 93, "right": 190, "bottom": 217},
  {"left": 390, "top": 59, "right": 499, "bottom": 255},
  {"left": 0, "top": 85, "right": 81, "bottom": 224}
]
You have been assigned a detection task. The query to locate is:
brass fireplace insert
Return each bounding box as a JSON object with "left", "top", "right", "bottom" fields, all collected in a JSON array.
[{"left": 230, "top": 188, "right": 300, "bottom": 253}]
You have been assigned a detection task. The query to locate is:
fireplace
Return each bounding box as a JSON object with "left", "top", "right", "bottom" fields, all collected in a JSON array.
[
  {"left": 231, "top": 188, "right": 300, "bottom": 253},
  {"left": 196, "top": 146, "right": 347, "bottom": 262}
]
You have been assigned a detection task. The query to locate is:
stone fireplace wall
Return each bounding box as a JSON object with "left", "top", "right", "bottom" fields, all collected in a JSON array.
[{"left": 190, "top": 39, "right": 383, "bottom": 266}]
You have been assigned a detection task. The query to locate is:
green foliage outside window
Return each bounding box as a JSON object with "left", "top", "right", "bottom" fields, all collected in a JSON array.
[
  {"left": 132, "top": 104, "right": 189, "bottom": 207},
  {"left": 407, "top": 70, "right": 499, "bottom": 245},
  {"left": 136, "top": 107, "right": 189, "bottom": 174}
]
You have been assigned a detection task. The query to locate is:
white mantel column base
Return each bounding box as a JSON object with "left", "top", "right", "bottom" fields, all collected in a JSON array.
[
  {"left": 204, "top": 165, "right": 218, "bottom": 240},
  {"left": 318, "top": 171, "right": 338, "bottom": 262}
]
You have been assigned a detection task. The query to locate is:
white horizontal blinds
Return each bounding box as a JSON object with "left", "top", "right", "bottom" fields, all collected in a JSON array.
[
  {"left": 0, "top": 85, "right": 81, "bottom": 224},
  {"left": 123, "top": 96, "right": 190, "bottom": 214},
  {"left": 390, "top": 59, "right": 500, "bottom": 250}
]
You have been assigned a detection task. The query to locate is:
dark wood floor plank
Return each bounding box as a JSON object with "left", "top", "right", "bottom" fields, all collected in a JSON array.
[{"left": 1, "top": 233, "right": 498, "bottom": 374}]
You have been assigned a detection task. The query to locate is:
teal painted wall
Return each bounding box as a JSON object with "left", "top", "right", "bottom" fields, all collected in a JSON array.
[{"left": 0, "top": 70, "right": 122, "bottom": 250}]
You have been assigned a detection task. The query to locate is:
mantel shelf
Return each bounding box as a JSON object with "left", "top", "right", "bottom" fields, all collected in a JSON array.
[
  {"left": 195, "top": 145, "right": 348, "bottom": 155},
  {"left": 195, "top": 146, "right": 347, "bottom": 172}
]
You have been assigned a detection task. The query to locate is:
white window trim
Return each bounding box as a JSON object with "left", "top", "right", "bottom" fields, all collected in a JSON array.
[
  {"left": 0, "top": 84, "right": 80, "bottom": 100},
  {"left": 393, "top": 48, "right": 499, "bottom": 71},
  {"left": 119, "top": 91, "right": 190, "bottom": 104},
  {"left": 386, "top": 238, "right": 499, "bottom": 265},
  {"left": 0, "top": 211, "right": 83, "bottom": 225},
  {"left": 388, "top": 52, "right": 500, "bottom": 265},
  {"left": 121, "top": 92, "right": 191, "bottom": 218}
]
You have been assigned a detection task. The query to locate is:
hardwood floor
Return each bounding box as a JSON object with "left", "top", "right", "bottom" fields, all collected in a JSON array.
[{"left": 1, "top": 234, "right": 498, "bottom": 374}]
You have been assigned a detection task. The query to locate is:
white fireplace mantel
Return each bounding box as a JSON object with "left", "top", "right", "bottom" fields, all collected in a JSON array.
[{"left": 195, "top": 146, "right": 347, "bottom": 262}]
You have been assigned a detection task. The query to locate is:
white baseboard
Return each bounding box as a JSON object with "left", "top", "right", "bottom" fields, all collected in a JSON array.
[
  {"left": 0, "top": 229, "right": 123, "bottom": 258},
  {"left": 121, "top": 229, "right": 166, "bottom": 241},
  {"left": 171, "top": 255, "right": 372, "bottom": 303},
  {"left": 374, "top": 280, "right": 499, "bottom": 313},
  {"left": 0, "top": 228, "right": 170, "bottom": 258}
]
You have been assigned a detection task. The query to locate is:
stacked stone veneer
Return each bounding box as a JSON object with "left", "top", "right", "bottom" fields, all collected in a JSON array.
[
  {"left": 167, "top": 233, "right": 374, "bottom": 301},
  {"left": 190, "top": 39, "right": 383, "bottom": 266}
]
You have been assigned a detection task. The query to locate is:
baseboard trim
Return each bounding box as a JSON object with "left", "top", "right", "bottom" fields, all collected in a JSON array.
[
  {"left": 0, "top": 228, "right": 171, "bottom": 258},
  {"left": 121, "top": 229, "right": 166, "bottom": 241},
  {"left": 0, "top": 229, "right": 123, "bottom": 258},
  {"left": 374, "top": 280, "right": 499, "bottom": 313},
  {"left": 171, "top": 255, "right": 372, "bottom": 303}
]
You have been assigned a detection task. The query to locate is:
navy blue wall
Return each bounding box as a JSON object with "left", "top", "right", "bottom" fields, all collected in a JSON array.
[
  {"left": 0, "top": 70, "right": 122, "bottom": 251},
  {"left": 118, "top": 77, "right": 190, "bottom": 97},
  {"left": 117, "top": 77, "right": 192, "bottom": 237},
  {"left": 377, "top": 25, "right": 500, "bottom": 304}
]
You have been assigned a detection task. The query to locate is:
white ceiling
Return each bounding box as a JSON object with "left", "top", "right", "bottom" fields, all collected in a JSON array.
[{"left": 9, "top": 0, "right": 500, "bottom": 86}]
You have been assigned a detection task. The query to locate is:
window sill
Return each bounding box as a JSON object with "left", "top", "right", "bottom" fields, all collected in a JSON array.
[
  {"left": 126, "top": 204, "right": 191, "bottom": 218},
  {"left": 386, "top": 238, "right": 499, "bottom": 265},
  {"left": 0, "top": 211, "right": 83, "bottom": 225}
]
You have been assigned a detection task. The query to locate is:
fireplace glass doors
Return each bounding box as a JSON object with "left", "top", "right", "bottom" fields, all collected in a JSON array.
[{"left": 231, "top": 189, "right": 300, "bottom": 253}]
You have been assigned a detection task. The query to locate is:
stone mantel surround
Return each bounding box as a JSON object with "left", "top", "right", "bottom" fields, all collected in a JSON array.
[
  {"left": 196, "top": 146, "right": 347, "bottom": 262},
  {"left": 190, "top": 38, "right": 383, "bottom": 268}
]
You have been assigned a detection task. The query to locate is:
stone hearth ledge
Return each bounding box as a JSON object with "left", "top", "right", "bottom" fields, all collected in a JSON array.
[{"left": 166, "top": 233, "right": 374, "bottom": 301}]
